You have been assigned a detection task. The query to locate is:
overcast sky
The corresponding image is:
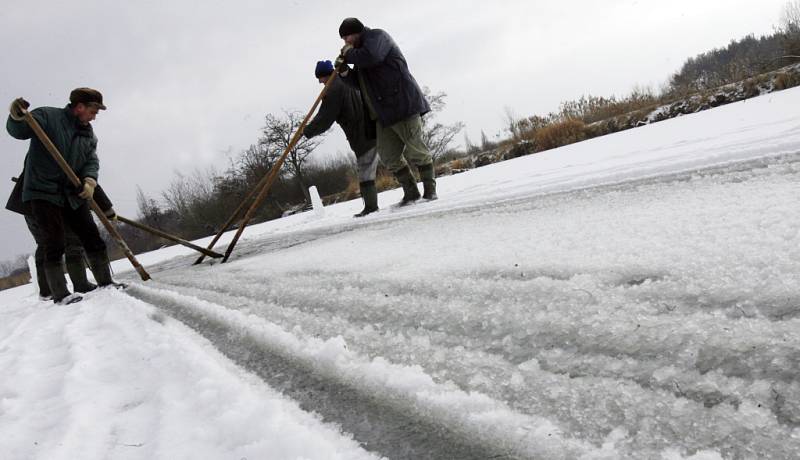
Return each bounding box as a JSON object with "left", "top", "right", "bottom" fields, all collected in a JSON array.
[{"left": 0, "top": 0, "right": 789, "bottom": 262}]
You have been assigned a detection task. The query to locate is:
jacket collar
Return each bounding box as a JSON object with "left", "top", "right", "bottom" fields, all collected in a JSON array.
[
  {"left": 355, "top": 27, "right": 371, "bottom": 47},
  {"left": 63, "top": 104, "right": 94, "bottom": 133}
]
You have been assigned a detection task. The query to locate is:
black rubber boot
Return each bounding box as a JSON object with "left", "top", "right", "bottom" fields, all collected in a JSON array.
[
  {"left": 65, "top": 253, "right": 97, "bottom": 293},
  {"left": 34, "top": 259, "right": 52, "bottom": 300},
  {"left": 86, "top": 250, "right": 125, "bottom": 289},
  {"left": 354, "top": 180, "right": 379, "bottom": 217},
  {"left": 394, "top": 166, "right": 420, "bottom": 206},
  {"left": 43, "top": 261, "right": 82, "bottom": 304},
  {"left": 418, "top": 163, "right": 438, "bottom": 201}
]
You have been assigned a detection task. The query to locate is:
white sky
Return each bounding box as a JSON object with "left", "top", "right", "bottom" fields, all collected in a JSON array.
[{"left": 0, "top": 0, "right": 789, "bottom": 261}]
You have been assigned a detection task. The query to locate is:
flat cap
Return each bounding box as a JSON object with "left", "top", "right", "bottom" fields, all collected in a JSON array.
[{"left": 70, "top": 87, "right": 106, "bottom": 110}]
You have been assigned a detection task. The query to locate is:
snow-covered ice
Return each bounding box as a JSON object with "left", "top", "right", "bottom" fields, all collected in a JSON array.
[
  {"left": 0, "top": 287, "right": 380, "bottom": 460},
  {"left": 2, "top": 87, "right": 799, "bottom": 459}
]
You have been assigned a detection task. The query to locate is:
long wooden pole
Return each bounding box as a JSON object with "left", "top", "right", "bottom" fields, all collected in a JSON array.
[
  {"left": 15, "top": 102, "right": 151, "bottom": 281},
  {"left": 222, "top": 72, "right": 338, "bottom": 263},
  {"left": 221, "top": 72, "right": 339, "bottom": 263},
  {"left": 115, "top": 215, "right": 223, "bottom": 259},
  {"left": 193, "top": 72, "right": 335, "bottom": 265},
  {"left": 192, "top": 175, "right": 264, "bottom": 265}
]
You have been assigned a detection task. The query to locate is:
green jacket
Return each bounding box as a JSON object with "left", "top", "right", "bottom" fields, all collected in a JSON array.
[
  {"left": 304, "top": 77, "right": 376, "bottom": 157},
  {"left": 6, "top": 105, "right": 99, "bottom": 209}
]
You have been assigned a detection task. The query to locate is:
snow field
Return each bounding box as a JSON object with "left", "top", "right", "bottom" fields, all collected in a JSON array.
[
  {"left": 0, "top": 289, "right": 381, "bottom": 460},
  {"left": 2, "top": 86, "right": 799, "bottom": 459}
]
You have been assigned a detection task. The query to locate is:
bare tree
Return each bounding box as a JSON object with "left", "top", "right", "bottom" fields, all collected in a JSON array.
[
  {"left": 136, "top": 186, "right": 162, "bottom": 228},
  {"left": 503, "top": 106, "right": 525, "bottom": 141},
  {"left": 463, "top": 132, "right": 478, "bottom": 154},
  {"left": 160, "top": 167, "right": 223, "bottom": 237},
  {"left": 231, "top": 142, "right": 281, "bottom": 191},
  {"left": 421, "top": 87, "right": 465, "bottom": 163},
  {"left": 260, "top": 110, "right": 324, "bottom": 205},
  {"left": 783, "top": 0, "right": 800, "bottom": 30},
  {"left": 161, "top": 172, "right": 193, "bottom": 218},
  {"left": 480, "top": 130, "right": 497, "bottom": 151},
  {"left": 0, "top": 254, "right": 29, "bottom": 277},
  {"left": 781, "top": 0, "right": 800, "bottom": 58}
]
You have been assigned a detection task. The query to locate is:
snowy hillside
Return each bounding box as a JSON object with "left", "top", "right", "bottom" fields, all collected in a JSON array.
[{"left": 1, "top": 87, "right": 799, "bottom": 459}]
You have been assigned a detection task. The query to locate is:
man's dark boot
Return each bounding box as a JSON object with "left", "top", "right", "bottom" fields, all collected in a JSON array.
[
  {"left": 34, "top": 260, "right": 52, "bottom": 300},
  {"left": 86, "top": 250, "right": 125, "bottom": 289},
  {"left": 418, "top": 163, "right": 438, "bottom": 201},
  {"left": 354, "top": 180, "right": 379, "bottom": 217},
  {"left": 43, "top": 261, "right": 82, "bottom": 304},
  {"left": 65, "top": 253, "right": 97, "bottom": 293},
  {"left": 394, "top": 166, "right": 421, "bottom": 206}
]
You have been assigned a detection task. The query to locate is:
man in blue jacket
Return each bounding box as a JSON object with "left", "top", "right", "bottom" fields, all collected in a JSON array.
[
  {"left": 335, "top": 18, "right": 437, "bottom": 205},
  {"left": 7, "top": 88, "right": 121, "bottom": 304},
  {"left": 304, "top": 60, "right": 380, "bottom": 217}
]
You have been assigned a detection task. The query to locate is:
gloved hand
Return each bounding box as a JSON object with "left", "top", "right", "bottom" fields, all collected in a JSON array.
[
  {"left": 340, "top": 43, "right": 354, "bottom": 56},
  {"left": 9, "top": 98, "right": 30, "bottom": 121},
  {"left": 334, "top": 55, "right": 349, "bottom": 75},
  {"left": 78, "top": 177, "right": 97, "bottom": 200},
  {"left": 104, "top": 207, "right": 117, "bottom": 220}
]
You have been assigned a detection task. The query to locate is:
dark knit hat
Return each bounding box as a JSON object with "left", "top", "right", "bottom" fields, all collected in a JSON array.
[
  {"left": 339, "top": 18, "right": 364, "bottom": 38},
  {"left": 70, "top": 87, "right": 106, "bottom": 110},
  {"left": 315, "top": 60, "right": 334, "bottom": 78}
]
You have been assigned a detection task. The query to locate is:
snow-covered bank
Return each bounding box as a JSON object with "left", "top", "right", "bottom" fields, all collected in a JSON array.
[
  {"left": 116, "top": 86, "right": 800, "bottom": 271},
  {"left": 0, "top": 289, "right": 381, "bottom": 460},
  {"left": 2, "top": 87, "right": 799, "bottom": 459}
]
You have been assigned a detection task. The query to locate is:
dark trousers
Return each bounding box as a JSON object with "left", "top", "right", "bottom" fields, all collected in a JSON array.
[
  {"left": 24, "top": 215, "right": 86, "bottom": 295},
  {"left": 25, "top": 215, "right": 86, "bottom": 263},
  {"left": 29, "top": 200, "right": 106, "bottom": 263}
]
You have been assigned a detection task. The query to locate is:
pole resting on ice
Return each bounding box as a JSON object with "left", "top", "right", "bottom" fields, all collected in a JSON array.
[
  {"left": 194, "top": 71, "right": 341, "bottom": 265},
  {"left": 114, "top": 215, "right": 224, "bottom": 259}
]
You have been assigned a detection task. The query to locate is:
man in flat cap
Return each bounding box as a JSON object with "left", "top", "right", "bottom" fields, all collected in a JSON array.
[
  {"left": 334, "top": 18, "right": 437, "bottom": 206},
  {"left": 304, "top": 59, "right": 380, "bottom": 217},
  {"left": 7, "top": 88, "right": 122, "bottom": 304}
]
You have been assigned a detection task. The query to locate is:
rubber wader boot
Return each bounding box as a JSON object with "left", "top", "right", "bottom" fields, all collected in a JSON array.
[
  {"left": 354, "top": 180, "right": 379, "bottom": 217},
  {"left": 418, "top": 163, "right": 438, "bottom": 201},
  {"left": 44, "top": 261, "right": 82, "bottom": 304},
  {"left": 394, "top": 166, "right": 420, "bottom": 206},
  {"left": 35, "top": 259, "right": 52, "bottom": 300},
  {"left": 65, "top": 253, "right": 97, "bottom": 293},
  {"left": 86, "top": 250, "right": 125, "bottom": 289}
]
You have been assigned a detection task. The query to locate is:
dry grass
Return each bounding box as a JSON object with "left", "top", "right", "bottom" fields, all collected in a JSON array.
[
  {"left": 375, "top": 172, "right": 398, "bottom": 192},
  {"left": 449, "top": 157, "right": 473, "bottom": 171},
  {"left": 774, "top": 72, "right": 800, "bottom": 90},
  {"left": 533, "top": 119, "right": 588, "bottom": 151},
  {"left": 742, "top": 79, "right": 758, "bottom": 98},
  {"left": 338, "top": 169, "right": 400, "bottom": 201},
  {"left": 342, "top": 176, "right": 361, "bottom": 200},
  {"left": 0, "top": 272, "right": 30, "bottom": 291}
]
